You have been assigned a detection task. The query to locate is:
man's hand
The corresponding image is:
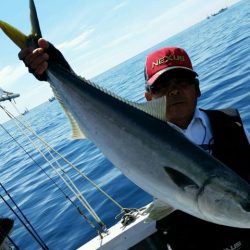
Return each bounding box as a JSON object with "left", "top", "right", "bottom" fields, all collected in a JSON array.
[
  {"left": 18, "top": 38, "right": 73, "bottom": 81},
  {"left": 18, "top": 38, "right": 49, "bottom": 77}
]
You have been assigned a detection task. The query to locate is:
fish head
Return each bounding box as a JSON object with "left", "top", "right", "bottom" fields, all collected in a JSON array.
[{"left": 196, "top": 169, "right": 250, "bottom": 228}]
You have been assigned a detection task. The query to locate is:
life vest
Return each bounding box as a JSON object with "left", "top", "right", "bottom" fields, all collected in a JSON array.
[
  {"left": 202, "top": 108, "right": 250, "bottom": 182},
  {"left": 155, "top": 109, "right": 250, "bottom": 250}
]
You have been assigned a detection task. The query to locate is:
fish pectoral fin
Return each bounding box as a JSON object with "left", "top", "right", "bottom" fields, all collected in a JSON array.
[
  {"left": 164, "top": 167, "right": 199, "bottom": 191},
  {"left": 144, "top": 198, "right": 175, "bottom": 222}
]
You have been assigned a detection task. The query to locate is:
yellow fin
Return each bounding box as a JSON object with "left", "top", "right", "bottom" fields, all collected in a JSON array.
[
  {"left": 67, "top": 110, "right": 86, "bottom": 139},
  {"left": 50, "top": 85, "right": 86, "bottom": 139},
  {"left": 0, "top": 20, "right": 28, "bottom": 49}
]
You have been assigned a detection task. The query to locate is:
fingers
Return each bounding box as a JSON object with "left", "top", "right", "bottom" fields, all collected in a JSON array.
[
  {"left": 18, "top": 47, "right": 33, "bottom": 61},
  {"left": 34, "top": 60, "right": 48, "bottom": 75},
  {"left": 23, "top": 48, "right": 48, "bottom": 68},
  {"left": 18, "top": 42, "right": 49, "bottom": 75},
  {"left": 38, "top": 38, "right": 49, "bottom": 50}
]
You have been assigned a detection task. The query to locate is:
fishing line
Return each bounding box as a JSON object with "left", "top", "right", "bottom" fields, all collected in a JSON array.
[
  {"left": 6, "top": 234, "right": 20, "bottom": 250},
  {"left": 0, "top": 183, "right": 48, "bottom": 249},
  {"left": 0, "top": 108, "right": 107, "bottom": 234},
  {"left": 0, "top": 106, "right": 118, "bottom": 233},
  {"left": 0, "top": 191, "right": 49, "bottom": 250},
  {"left": 2, "top": 104, "right": 124, "bottom": 210},
  {"left": 1, "top": 103, "right": 136, "bottom": 235},
  {"left": 10, "top": 121, "right": 105, "bottom": 229},
  {"left": 0, "top": 218, "right": 20, "bottom": 250},
  {"left": 9, "top": 99, "right": 23, "bottom": 116},
  {"left": 0, "top": 232, "right": 20, "bottom": 250}
]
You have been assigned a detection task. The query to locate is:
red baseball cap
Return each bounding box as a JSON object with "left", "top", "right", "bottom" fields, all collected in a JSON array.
[{"left": 145, "top": 47, "right": 198, "bottom": 85}]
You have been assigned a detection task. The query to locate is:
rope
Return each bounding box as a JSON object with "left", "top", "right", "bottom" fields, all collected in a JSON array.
[
  {"left": 0, "top": 105, "right": 114, "bottom": 233},
  {"left": 2, "top": 105, "right": 124, "bottom": 210},
  {"left": 0, "top": 110, "right": 106, "bottom": 234},
  {"left": 115, "top": 207, "right": 146, "bottom": 227},
  {"left": 0, "top": 119, "right": 100, "bottom": 231},
  {"left": 0, "top": 103, "right": 145, "bottom": 238},
  {"left": 9, "top": 118, "right": 104, "bottom": 229}
]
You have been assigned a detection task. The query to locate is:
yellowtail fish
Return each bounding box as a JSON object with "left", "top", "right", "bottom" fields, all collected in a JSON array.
[{"left": 1, "top": 0, "right": 250, "bottom": 228}]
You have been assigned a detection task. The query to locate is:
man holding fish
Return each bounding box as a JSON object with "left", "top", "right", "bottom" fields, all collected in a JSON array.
[{"left": 18, "top": 41, "right": 250, "bottom": 250}]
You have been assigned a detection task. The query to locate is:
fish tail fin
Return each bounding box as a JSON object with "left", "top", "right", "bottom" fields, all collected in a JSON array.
[
  {"left": 29, "top": 0, "right": 42, "bottom": 40},
  {"left": 0, "top": 20, "right": 28, "bottom": 49},
  {"left": 0, "top": 0, "right": 42, "bottom": 48}
]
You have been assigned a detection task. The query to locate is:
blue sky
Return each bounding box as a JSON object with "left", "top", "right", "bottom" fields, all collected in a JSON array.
[{"left": 0, "top": 0, "right": 240, "bottom": 123}]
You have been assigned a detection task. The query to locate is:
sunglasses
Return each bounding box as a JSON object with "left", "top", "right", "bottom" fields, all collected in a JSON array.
[{"left": 148, "top": 77, "right": 196, "bottom": 95}]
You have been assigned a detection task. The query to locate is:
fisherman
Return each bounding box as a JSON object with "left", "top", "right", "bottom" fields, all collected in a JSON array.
[
  {"left": 19, "top": 41, "right": 250, "bottom": 250},
  {"left": 144, "top": 47, "right": 250, "bottom": 250}
]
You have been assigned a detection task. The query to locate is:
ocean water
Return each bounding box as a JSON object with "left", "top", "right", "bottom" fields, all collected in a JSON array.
[{"left": 0, "top": 0, "right": 249, "bottom": 249}]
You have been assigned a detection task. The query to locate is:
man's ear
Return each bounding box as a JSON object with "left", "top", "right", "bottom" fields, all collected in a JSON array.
[{"left": 145, "top": 91, "right": 152, "bottom": 101}]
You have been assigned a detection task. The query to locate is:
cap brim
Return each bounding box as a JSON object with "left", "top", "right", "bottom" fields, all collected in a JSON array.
[{"left": 147, "top": 66, "right": 198, "bottom": 85}]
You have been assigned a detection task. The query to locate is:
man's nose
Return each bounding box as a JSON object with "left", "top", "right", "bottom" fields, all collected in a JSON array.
[{"left": 168, "top": 84, "right": 180, "bottom": 96}]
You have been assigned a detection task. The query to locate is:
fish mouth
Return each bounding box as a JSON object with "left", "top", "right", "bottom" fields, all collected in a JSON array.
[{"left": 239, "top": 193, "right": 250, "bottom": 212}]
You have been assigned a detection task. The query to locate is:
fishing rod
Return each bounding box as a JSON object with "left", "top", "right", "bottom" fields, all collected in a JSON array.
[
  {"left": 0, "top": 103, "right": 141, "bottom": 237},
  {"left": 0, "top": 183, "right": 49, "bottom": 250},
  {"left": 0, "top": 110, "right": 107, "bottom": 235}
]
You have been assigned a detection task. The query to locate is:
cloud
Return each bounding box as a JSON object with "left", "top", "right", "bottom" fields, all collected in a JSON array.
[
  {"left": 110, "top": 2, "right": 127, "bottom": 12},
  {"left": 0, "top": 64, "right": 27, "bottom": 90},
  {"left": 104, "top": 33, "right": 133, "bottom": 48},
  {"left": 56, "top": 28, "right": 95, "bottom": 51}
]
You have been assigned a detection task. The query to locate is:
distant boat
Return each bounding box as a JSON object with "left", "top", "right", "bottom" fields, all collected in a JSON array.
[
  {"left": 48, "top": 96, "right": 56, "bottom": 102},
  {"left": 0, "top": 87, "right": 20, "bottom": 102},
  {"left": 22, "top": 108, "right": 29, "bottom": 115},
  {"left": 211, "top": 7, "right": 228, "bottom": 16},
  {"left": 207, "top": 7, "right": 228, "bottom": 19}
]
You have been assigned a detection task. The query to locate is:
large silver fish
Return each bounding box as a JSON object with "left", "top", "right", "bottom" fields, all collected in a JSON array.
[{"left": 1, "top": 0, "right": 250, "bottom": 228}]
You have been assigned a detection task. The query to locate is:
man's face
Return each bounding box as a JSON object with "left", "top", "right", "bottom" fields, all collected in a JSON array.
[{"left": 145, "top": 76, "right": 199, "bottom": 128}]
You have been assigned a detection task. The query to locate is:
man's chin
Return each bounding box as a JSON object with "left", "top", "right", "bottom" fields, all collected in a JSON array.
[{"left": 167, "top": 105, "right": 189, "bottom": 118}]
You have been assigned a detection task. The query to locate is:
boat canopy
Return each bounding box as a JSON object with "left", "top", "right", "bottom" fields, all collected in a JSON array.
[{"left": 0, "top": 87, "right": 20, "bottom": 102}]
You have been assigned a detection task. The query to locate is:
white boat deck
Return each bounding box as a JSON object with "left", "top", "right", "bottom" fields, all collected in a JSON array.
[{"left": 78, "top": 211, "right": 156, "bottom": 250}]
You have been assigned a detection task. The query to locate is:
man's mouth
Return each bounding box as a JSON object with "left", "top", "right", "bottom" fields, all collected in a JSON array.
[{"left": 168, "top": 100, "right": 185, "bottom": 106}]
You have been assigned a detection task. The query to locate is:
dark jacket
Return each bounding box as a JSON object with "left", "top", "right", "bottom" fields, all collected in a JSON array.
[{"left": 157, "top": 109, "right": 250, "bottom": 250}]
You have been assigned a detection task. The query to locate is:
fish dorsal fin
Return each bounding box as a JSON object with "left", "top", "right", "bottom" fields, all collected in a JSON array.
[
  {"left": 48, "top": 65, "right": 167, "bottom": 138},
  {"left": 144, "top": 198, "right": 175, "bottom": 222},
  {"left": 133, "top": 96, "right": 167, "bottom": 122},
  {"left": 75, "top": 72, "right": 167, "bottom": 122},
  {"left": 50, "top": 85, "right": 85, "bottom": 139}
]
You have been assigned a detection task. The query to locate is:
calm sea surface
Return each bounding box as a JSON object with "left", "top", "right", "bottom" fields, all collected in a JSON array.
[{"left": 0, "top": 0, "right": 249, "bottom": 249}]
